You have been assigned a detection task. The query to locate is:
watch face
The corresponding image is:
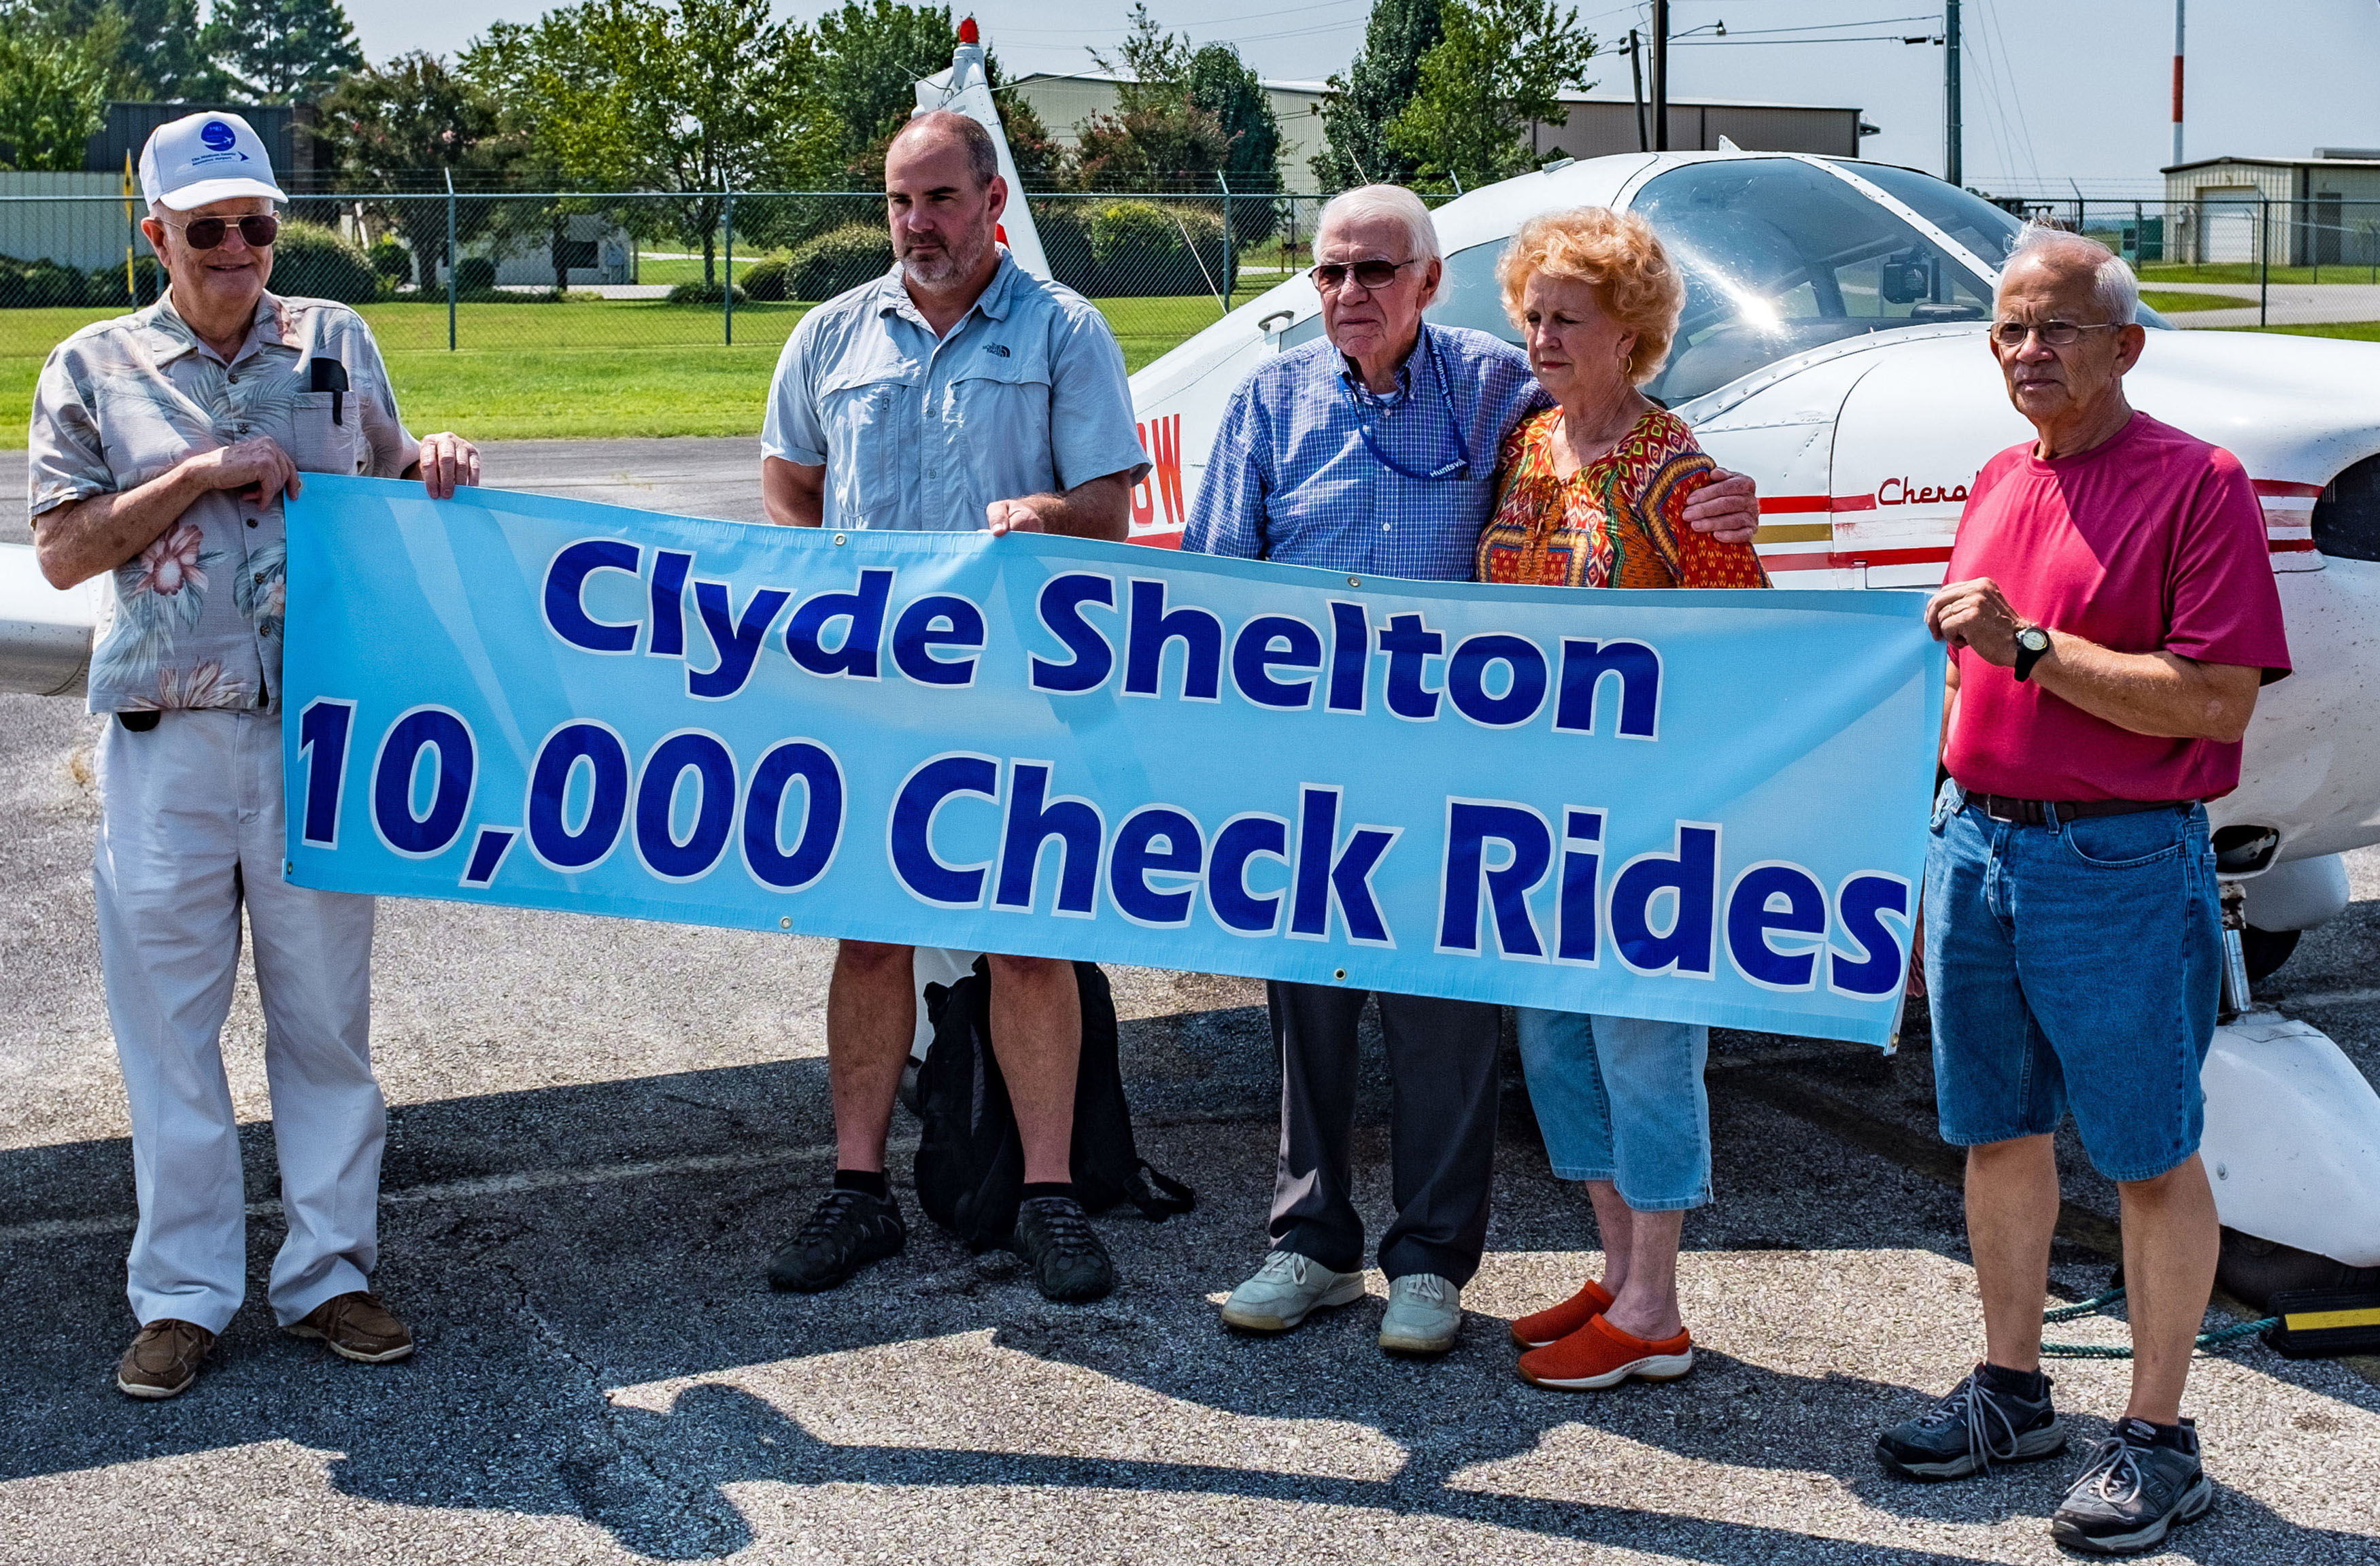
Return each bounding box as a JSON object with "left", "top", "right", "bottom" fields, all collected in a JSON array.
[{"left": 2019, "top": 628, "right": 2051, "bottom": 652}]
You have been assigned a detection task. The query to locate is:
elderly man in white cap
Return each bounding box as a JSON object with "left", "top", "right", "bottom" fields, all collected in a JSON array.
[{"left": 27, "top": 112, "right": 479, "bottom": 1399}]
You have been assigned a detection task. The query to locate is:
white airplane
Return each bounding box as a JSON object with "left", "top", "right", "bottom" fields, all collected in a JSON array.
[
  {"left": 6, "top": 57, "right": 2373, "bottom": 1293},
  {"left": 1117, "top": 146, "right": 2380, "bottom": 1293}
]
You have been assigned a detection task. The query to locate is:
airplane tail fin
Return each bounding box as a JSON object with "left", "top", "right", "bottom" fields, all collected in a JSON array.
[{"left": 913, "top": 18, "right": 1051, "bottom": 280}]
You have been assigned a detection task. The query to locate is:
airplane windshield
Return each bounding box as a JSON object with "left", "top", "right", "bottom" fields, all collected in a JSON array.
[
  {"left": 1835, "top": 161, "right": 2026, "bottom": 269},
  {"left": 1426, "top": 158, "right": 2002, "bottom": 405}
]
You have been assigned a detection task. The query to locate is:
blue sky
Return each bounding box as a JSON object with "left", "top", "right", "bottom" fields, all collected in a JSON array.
[{"left": 345, "top": 0, "right": 2380, "bottom": 192}]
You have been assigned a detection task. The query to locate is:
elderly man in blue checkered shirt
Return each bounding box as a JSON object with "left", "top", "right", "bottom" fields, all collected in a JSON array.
[{"left": 1183, "top": 184, "right": 1759, "bottom": 1359}]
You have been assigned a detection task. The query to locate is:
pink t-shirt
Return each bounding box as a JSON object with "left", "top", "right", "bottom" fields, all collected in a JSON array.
[{"left": 1944, "top": 413, "right": 2291, "bottom": 802}]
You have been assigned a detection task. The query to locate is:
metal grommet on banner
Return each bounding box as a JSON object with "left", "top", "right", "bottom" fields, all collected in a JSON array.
[
  {"left": 1333, "top": 968, "right": 1348, "bottom": 981},
  {"left": 1346, "top": 575, "right": 1361, "bottom": 588},
  {"left": 832, "top": 533, "right": 847, "bottom": 546},
  {"left": 779, "top": 917, "right": 792, "bottom": 930}
]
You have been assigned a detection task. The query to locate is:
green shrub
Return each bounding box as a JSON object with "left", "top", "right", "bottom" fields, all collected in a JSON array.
[
  {"left": 666, "top": 279, "right": 747, "bottom": 305},
  {"left": 455, "top": 256, "right": 497, "bottom": 294},
  {"left": 736, "top": 252, "right": 792, "bottom": 301},
  {"left": 1032, "top": 201, "right": 1095, "bottom": 294},
  {"left": 367, "top": 238, "right": 410, "bottom": 283},
  {"left": 268, "top": 219, "right": 379, "bottom": 303},
  {"left": 1083, "top": 200, "right": 1234, "bottom": 300},
  {"left": 0, "top": 253, "right": 92, "bottom": 308},
  {"left": 786, "top": 223, "right": 893, "bottom": 301},
  {"left": 84, "top": 255, "right": 165, "bottom": 307}
]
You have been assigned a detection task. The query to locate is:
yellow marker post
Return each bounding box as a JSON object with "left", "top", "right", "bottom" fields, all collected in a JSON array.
[{"left": 122, "top": 153, "right": 138, "bottom": 303}]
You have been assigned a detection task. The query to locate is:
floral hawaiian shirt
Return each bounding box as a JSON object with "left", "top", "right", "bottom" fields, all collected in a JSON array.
[{"left": 27, "top": 291, "right": 415, "bottom": 715}]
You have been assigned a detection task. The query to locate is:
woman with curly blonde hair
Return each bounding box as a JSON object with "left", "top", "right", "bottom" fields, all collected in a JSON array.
[{"left": 1485, "top": 205, "right": 1767, "bottom": 1395}]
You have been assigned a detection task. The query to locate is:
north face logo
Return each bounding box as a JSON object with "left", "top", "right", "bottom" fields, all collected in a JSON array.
[{"left": 983, "top": 343, "right": 1010, "bottom": 357}]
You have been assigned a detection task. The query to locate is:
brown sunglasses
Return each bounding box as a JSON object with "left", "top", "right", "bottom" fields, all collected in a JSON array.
[{"left": 160, "top": 214, "right": 280, "bottom": 251}]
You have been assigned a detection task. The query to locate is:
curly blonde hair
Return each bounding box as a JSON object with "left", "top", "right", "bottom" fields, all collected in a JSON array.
[{"left": 1497, "top": 207, "right": 1684, "bottom": 385}]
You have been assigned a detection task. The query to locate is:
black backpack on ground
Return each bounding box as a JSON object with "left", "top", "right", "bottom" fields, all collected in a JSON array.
[{"left": 913, "top": 957, "right": 1195, "bottom": 1250}]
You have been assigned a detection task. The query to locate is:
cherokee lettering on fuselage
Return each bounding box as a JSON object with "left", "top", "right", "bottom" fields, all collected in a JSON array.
[{"left": 1875, "top": 477, "right": 1973, "bottom": 507}]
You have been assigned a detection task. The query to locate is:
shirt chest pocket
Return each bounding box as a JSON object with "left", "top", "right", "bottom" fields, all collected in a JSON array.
[
  {"left": 284, "top": 390, "right": 367, "bottom": 476},
  {"left": 942, "top": 350, "right": 1053, "bottom": 453},
  {"left": 819, "top": 365, "right": 918, "bottom": 526}
]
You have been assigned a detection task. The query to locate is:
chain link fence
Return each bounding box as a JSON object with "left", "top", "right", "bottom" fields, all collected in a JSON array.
[
  {"left": 0, "top": 188, "right": 1357, "bottom": 370},
  {"left": 1994, "top": 195, "right": 2380, "bottom": 328}
]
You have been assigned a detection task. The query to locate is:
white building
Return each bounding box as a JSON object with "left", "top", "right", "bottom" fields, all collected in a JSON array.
[{"left": 2162, "top": 151, "right": 2380, "bottom": 267}]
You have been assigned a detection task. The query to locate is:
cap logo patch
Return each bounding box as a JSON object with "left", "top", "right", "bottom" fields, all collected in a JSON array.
[{"left": 200, "top": 120, "right": 237, "bottom": 150}]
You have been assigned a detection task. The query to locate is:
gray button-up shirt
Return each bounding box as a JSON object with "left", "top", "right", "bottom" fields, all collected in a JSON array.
[
  {"left": 27, "top": 292, "right": 414, "bottom": 714},
  {"left": 761, "top": 252, "right": 1150, "bottom": 532}
]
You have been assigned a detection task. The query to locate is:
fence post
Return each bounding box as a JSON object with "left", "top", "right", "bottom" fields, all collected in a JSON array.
[
  {"left": 445, "top": 171, "right": 458, "bottom": 352},
  {"left": 1215, "top": 173, "right": 1232, "bottom": 318},
  {"left": 724, "top": 188, "right": 735, "bottom": 345},
  {"left": 2260, "top": 196, "right": 2269, "bottom": 328}
]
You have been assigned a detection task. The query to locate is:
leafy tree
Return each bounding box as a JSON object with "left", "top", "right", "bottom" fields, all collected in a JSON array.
[
  {"left": 1077, "top": 6, "right": 1276, "bottom": 194},
  {"left": 1385, "top": 0, "right": 1593, "bottom": 188},
  {"left": 813, "top": 0, "right": 960, "bottom": 178},
  {"left": 316, "top": 53, "right": 511, "bottom": 286},
  {"left": 1186, "top": 45, "right": 1278, "bottom": 192},
  {"left": 0, "top": 14, "right": 107, "bottom": 171},
  {"left": 10, "top": 0, "right": 228, "bottom": 101},
  {"left": 464, "top": 0, "right": 837, "bottom": 285},
  {"left": 203, "top": 0, "right": 364, "bottom": 103},
  {"left": 1312, "top": 0, "right": 1442, "bottom": 188}
]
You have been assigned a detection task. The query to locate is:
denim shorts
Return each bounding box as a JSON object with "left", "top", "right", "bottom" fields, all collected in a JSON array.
[
  {"left": 1923, "top": 781, "right": 2220, "bottom": 1182},
  {"left": 1514, "top": 1009, "right": 1711, "bottom": 1210}
]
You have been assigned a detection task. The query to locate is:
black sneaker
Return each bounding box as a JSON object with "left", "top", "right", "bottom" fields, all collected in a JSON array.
[
  {"left": 1010, "top": 1195, "right": 1116, "bottom": 1303},
  {"left": 1877, "top": 1365, "right": 2067, "bottom": 1480},
  {"left": 2050, "top": 1418, "right": 2213, "bottom": 1556},
  {"left": 766, "top": 1189, "right": 907, "bottom": 1293}
]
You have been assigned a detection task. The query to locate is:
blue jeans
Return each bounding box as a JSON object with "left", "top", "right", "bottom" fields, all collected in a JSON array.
[
  {"left": 1515, "top": 1009, "right": 1711, "bottom": 1210},
  {"left": 1923, "top": 782, "right": 2220, "bottom": 1182}
]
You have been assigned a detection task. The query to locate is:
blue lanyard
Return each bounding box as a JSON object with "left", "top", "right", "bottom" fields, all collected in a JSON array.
[{"left": 1340, "top": 328, "right": 1475, "bottom": 482}]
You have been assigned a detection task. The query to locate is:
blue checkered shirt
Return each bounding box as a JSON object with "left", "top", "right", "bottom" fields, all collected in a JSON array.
[{"left": 1180, "top": 325, "right": 1550, "bottom": 581}]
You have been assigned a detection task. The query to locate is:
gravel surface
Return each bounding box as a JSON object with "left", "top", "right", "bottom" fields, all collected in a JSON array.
[{"left": 4, "top": 439, "right": 2377, "bottom": 1563}]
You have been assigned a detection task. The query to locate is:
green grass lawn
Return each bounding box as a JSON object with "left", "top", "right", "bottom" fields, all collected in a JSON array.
[
  {"left": 0, "top": 282, "right": 1272, "bottom": 445},
  {"left": 2140, "top": 262, "right": 2380, "bottom": 286},
  {"left": 2141, "top": 288, "right": 2260, "bottom": 313},
  {"left": 2222, "top": 320, "right": 2380, "bottom": 343}
]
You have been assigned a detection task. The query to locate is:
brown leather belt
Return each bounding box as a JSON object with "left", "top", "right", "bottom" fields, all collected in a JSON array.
[{"left": 1971, "top": 793, "right": 2194, "bottom": 826}]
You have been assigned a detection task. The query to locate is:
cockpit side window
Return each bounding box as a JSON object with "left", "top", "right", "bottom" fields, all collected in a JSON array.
[{"left": 1628, "top": 159, "right": 1999, "bottom": 404}]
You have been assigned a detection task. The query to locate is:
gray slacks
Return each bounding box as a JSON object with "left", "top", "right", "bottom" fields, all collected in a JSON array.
[{"left": 1267, "top": 981, "right": 1502, "bottom": 1285}]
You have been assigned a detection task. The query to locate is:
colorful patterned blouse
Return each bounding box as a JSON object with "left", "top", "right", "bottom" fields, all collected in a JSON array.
[{"left": 1477, "top": 405, "right": 1769, "bottom": 590}]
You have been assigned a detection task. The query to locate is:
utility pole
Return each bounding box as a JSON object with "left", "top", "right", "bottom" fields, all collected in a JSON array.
[
  {"left": 2171, "top": 0, "right": 2186, "bottom": 167},
  {"left": 1944, "top": 0, "right": 1962, "bottom": 187},
  {"left": 1651, "top": 0, "right": 1669, "bottom": 152},
  {"left": 1629, "top": 30, "right": 1648, "bottom": 152}
]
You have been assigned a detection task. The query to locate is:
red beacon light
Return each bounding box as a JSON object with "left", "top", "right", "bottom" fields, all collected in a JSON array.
[{"left": 958, "top": 16, "right": 979, "bottom": 44}]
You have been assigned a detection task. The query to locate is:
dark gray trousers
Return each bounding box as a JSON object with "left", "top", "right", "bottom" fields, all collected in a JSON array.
[{"left": 1267, "top": 981, "right": 1502, "bottom": 1285}]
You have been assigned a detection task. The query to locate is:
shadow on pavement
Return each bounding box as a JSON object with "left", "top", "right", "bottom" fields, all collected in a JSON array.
[{"left": 4, "top": 1005, "right": 2375, "bottom": 1561}]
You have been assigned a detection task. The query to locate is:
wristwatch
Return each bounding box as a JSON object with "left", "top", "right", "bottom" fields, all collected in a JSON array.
[{"left": 2012, "top": 624, "right": 2052, "bottom": 683}]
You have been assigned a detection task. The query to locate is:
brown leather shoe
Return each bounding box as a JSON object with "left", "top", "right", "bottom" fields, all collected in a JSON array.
[
  {"left": 117, "top": 1318, "right": 216, "bottom": 1399},
  {"left": 286, "top": 1291, "right": 414, "bottom": 1363}
]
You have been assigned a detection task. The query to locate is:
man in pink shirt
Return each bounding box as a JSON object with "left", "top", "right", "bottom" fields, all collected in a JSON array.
[{"left": 1873, "top": 227, "right": 2290, "bottom": 1557}]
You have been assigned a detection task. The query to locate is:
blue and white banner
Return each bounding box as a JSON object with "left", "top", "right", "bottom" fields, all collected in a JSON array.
[{"left": 284, "top": 477, "right": 1944, "bottom": 1046}]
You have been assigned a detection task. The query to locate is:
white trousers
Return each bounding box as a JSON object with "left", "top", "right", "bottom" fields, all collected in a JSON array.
[{"left": 95, "top": 709, "right": 382, "bottom": 1332}]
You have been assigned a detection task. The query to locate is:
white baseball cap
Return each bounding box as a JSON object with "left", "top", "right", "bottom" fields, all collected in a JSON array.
[{"left": 138, "top": 112, "right": 286, "bottom": 211}]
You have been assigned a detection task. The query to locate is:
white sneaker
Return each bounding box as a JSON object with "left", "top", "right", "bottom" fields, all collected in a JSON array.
[
  {"left": 1378, "top": 1272, "right": 1462, "bottom": 1355},
  {"left": 1220, "top": 1250, "right": 1366, "bottom": 1332}
]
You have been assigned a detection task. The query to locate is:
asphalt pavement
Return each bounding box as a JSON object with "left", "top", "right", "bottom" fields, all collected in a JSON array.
[{"left": 3, "top": 439, "right": 2377, "bottom": 1563}]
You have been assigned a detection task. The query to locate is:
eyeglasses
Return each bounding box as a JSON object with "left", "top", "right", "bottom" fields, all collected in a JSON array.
[
  {"left": 1990, "top": 319, "right": 2120, "bottom": 347},
  {"left": 159, "top": 214, "right": 279, "bottom": 252},
  {"left": 1310, "top": 258, "right": 1416, "bottom": 292}
]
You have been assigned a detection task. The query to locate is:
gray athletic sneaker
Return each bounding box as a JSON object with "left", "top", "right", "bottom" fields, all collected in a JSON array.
[
  {"left": 1377, "top": 1272, "right": 1462, "bottom": 1355},
  {"left": 2050, "top": 1418, "right": 2214, "bottom": 1556},
  {"left": 1876, "top": 1365, "right": 2067, "bottom": 1480},
  {"left": 1220, "top": 1250, "right": 1365, "bottom": 1333}
]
